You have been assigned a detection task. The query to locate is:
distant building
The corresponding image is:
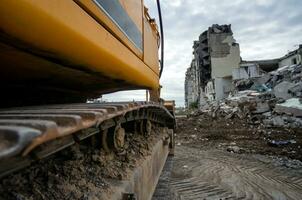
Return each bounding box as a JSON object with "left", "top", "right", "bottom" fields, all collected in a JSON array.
[
  {"left": 184, "top": 65, "right": 197, "bottom": 107},
  {"left": 185, "top": 24, "right": 240, "bottom": 107},
  {"left": 185, "top": 25, "right": 302, "bottom": 108},
  {"left": 279, "top": 45, "right": 302, "bottom": 68},
  {"left": 242, "top": 45, "right": 302, "bottom": 72}
]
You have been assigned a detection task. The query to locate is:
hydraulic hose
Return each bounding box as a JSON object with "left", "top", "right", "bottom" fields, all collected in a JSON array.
[{"left": 156, "top": 0, "right": 164, "bottom": 78}]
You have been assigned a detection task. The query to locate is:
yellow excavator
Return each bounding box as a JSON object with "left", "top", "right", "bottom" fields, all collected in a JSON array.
[{"left": 0, "top": 0, "right": 175, "bottom": 199}]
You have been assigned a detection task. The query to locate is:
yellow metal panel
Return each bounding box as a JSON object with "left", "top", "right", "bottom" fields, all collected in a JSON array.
[
  {"left": 143, "top": 9, "right": 160, "bottom": 74},
  {"left": 0, "top": 0, "right": 159, "bottom": 90},
  {"left": 75, "top": 0, "right": 143, "bottom": 58}
]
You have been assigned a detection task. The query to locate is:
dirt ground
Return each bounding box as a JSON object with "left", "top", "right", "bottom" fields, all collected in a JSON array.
[
  {"left": 2, "top": 114, "right": 302, "bottom": 200},
  {"left": 0, "top": 127, "right": 164, "bottom": 200},
  {"left": 176, "top": 114, "right": 302, "bottom": 161},
  {"left": 153, "top": 115, "right": 302, "bottom": 200}
]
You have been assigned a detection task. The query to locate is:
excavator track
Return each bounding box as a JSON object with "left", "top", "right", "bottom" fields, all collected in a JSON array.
[{"left": 0, "top": 102, "right": 175, "bottom": 186}]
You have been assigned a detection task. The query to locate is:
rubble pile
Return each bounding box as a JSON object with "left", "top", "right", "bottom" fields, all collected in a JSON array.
[{"left": 200, "top": 64, "right": 302, "bottom": 128}]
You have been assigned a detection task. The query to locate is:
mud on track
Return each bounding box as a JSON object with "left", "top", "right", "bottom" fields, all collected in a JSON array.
[{"left": 0, "top": 127, "right": 164, "bottom": 200}]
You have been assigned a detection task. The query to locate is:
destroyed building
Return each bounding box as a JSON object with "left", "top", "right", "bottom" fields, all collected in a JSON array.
[
  {"left": 185, "top": 25, "right": 302, "bottom": 128},
  {"left": 241, "top": 45, "right": 302, "bottom": 73},
  {"left": 185, "top": 24, "right": 240, "bottom": 107},
  {"left": 185, "top": 24, "right": 302, "bottom": 109}
]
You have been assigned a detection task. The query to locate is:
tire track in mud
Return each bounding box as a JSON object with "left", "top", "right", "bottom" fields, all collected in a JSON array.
[
  {"left": 152, "top": 156, "right": 175, "bottom": 200},
  {"left": 169, "top": 146, "right": 302, "bottom": 200}
]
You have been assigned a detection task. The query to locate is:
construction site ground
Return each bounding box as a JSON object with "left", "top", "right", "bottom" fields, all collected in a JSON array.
[
  {"left": 153, "top": 114, "right": 302, "bottom": 200},
  {"left": 2, "top": 114, "right": 302, "bottom": 200}
]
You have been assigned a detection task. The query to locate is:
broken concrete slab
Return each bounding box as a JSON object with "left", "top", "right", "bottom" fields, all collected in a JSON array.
[
  {"left": 252, "top": 102, "right": 270, "bottom": 114},
  {"left": 273, "top": 81, "right": 295, "bottom": 100},
  {"left": 275, "top": 98, "right": 302, "bottom": 117},
  {"left": 262, "top": 112, "right": 272, "bottom": 118},
  {"left": 272, "top": 116, "right": 286, "bottom": 126},
  {"left": 262, "top": 116, "right": 285, "bottom": 127},
  {"left": 289, "top": 82, "right": 302, "bottom": 96},
  {"left": 226, "top": 146, "right": 242, "bottom": 153},
  {"left": 253, "top": 74, "right": 271, "bottom": 85}
]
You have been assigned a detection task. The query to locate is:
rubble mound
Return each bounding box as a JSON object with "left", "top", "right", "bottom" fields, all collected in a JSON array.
[{"left": 212, "top": 63, "right": 302, "bottom": 128}]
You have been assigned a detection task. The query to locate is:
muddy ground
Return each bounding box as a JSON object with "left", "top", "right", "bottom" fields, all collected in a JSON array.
[
  {"left": 176, "top": 114, "right": 302, "bottom": 161},
  {"left": 2, "top": 114, "right": 302, "bottom": 200},
  {"left": 153, "top": 114, "right": 302, "bottom": 200}
]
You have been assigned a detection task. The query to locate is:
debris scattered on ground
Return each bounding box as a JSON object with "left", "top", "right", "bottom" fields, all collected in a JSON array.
[
  {"left": 267, "top": 139, "right": 297, "bottom": 147},
  {"left": 226, "top": 145, "right": 243, "bottom": 153},
  {"left": 176, "top": 113, "right": 302, "bottom": 161},
  {"left": 194, "top": 64, "right": 302, "bottom": 129},
  {"left": 154, "top": 113, "right": 302, "bottom": 199}
]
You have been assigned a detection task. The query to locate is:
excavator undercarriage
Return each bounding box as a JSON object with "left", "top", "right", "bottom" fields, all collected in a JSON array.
[
  {"left": 0, "top": 102, "right": 175, "bottom": 177},
  {"left": 0, "top": 1, "right": 174, "bottom": 199},
  {"left": 0, "top": 102, "right": 175, "bottom": 199}
]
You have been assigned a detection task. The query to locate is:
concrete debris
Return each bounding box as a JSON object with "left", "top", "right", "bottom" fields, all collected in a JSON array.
[
  {"left": 275, "top": 98, "right": 302, "bottom": 117},
  {"left": 185, "top": 24, "right": 302, "bottom": 111},
  {"left": 289, "top": 82, "right": 302, "bottom": 97},
  {"left": 193, "top": 63, "right": 302, "bottom": 129},
  {"left": 179, "top": 109, "right": 302, "bottom": 162},
  {"left": 273, "top": 81, "right": 295, "bottom": 100},
  {"left": 267, "top": 139, "right": 297, "bottom": 147},
  {"left": 226, "top": 145, "right": 242, "bottom": 153},
  {"left": 252, "top": 101, "right": 270, "bottom": 114}
]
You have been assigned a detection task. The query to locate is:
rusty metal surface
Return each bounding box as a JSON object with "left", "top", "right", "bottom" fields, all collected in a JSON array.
[{"left": 0, "top": 101, "right": 174, "bottom": 177}]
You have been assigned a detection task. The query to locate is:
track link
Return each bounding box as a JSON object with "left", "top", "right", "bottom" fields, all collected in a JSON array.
[{"left": 0, "top": 101, "right": 175, "bottom": 178}]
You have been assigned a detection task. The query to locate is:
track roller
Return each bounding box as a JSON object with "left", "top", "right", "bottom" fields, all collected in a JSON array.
[
  {"left": 141, "top": 120, "right": 152, "bottom": 137},
  {"left": 102, "top": 124, "right": 126, "bottom": 154},
  {"left": 134, "top": 120, "right": 152, "bottom": 137},
  {"left": 0, "top": 101, "right": 175, "bottom": 178}
]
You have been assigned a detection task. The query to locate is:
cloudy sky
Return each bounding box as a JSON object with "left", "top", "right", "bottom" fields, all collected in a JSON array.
[{"left": 104, "top": 0, "right": 302, "bottom": 106}]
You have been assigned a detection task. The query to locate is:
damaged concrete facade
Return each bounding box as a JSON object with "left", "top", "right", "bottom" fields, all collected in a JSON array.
[
  {"left": 279, "top": 45, "right": 302, "bottom": 68},
  {"left": 188, "top": 41, "right": 302, "bottom": 129},
  {"left": 185, "top": 24, "right": 240, "bottom": 107},
  {"left": 185, "top": 24, "right": 302, "bottom": 109},
  {"left": 242, "top": 45, "right": 302, "bottom": 73}
]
